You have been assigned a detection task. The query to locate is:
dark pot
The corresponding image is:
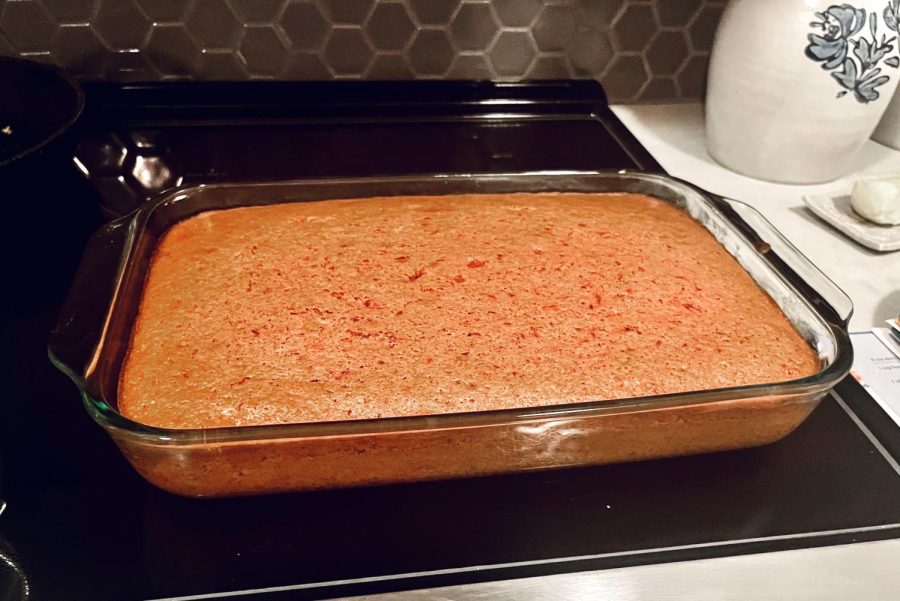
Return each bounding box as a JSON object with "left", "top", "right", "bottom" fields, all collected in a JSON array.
[
  {"left": 0, "top": 57, "right": 84, "bottom": 180},
  {"left": 0, "top": 58, "right": 95, "bottom": 316}
]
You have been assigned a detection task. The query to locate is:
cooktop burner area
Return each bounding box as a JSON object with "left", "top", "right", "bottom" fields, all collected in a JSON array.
[
  {"left": 72, "top": 81, "right": 657, "bottom": 218},
  {"left": 1, "top": 81, "right": 899, "bottom": 601}
]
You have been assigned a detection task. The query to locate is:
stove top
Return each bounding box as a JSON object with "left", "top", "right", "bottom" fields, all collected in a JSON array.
[
  {"left": 72, "top": 81, "right": 658, "bottom": 218},
  {"left": 1, "top": 81, "right": 899, "bottom": 601}
]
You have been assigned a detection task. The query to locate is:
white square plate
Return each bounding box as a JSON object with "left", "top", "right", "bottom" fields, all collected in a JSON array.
[{"left": 802, "top": 194, "right": 900, "bottom": 252}]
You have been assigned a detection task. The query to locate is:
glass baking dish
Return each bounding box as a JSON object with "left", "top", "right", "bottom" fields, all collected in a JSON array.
[{"left": 49, "top": 172, "right": 853, "bottom": 497}]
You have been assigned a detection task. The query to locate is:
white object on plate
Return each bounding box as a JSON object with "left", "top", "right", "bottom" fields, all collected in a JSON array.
[
  {"left": 851, "top": 176, "right": 900, "bottom": 225},
  {"left": 803, "top": 193, "right": 900, "bottom": 251}
]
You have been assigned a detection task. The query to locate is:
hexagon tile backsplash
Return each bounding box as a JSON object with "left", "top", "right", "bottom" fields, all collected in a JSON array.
[{"left": 0, "top": 0, "right": 726, "bottom": 103}]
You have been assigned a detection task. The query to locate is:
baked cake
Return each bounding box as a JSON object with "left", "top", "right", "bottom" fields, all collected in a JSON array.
[{"left": 119, "top": 193, "right": 818, "bottom": 429}]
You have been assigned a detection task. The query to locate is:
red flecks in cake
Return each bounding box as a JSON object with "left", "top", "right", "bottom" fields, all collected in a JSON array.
[{"left": 119, "top": 193, "right": 819, "bottom": 429}]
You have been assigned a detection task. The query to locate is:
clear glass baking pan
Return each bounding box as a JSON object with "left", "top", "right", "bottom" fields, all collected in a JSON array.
[{"left": 49, "top": 172, "right": 853, "bottom": 497}]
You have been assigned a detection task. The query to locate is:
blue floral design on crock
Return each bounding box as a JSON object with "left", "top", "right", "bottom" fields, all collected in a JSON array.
[{"left": 806, "top": 3, "right": 900, "bottom": 103}]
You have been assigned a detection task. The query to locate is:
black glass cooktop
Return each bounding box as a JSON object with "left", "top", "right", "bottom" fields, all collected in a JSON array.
[{"left": 1, "top": 81, "right": 899, "bottom": 601}]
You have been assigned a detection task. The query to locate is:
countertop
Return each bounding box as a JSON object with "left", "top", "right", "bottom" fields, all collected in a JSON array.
[
  {"left": 341, "top": 539, "right": 900, "bottom": 601},
  {"left": 611, "top": 103, "right": 900, "bottom": 332}
]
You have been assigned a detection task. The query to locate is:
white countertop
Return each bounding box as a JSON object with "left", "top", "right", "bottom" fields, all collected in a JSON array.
[
  {"left": 611, "top": 103, "right": 900, "bottom": 332},
  {"left": 343, "top": 538, "right": 900, "bottom": 601}
]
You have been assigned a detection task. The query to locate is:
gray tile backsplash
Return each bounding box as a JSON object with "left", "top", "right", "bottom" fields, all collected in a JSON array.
[{"left": 0, "top": 0, "right": 726, "bottom": 103}]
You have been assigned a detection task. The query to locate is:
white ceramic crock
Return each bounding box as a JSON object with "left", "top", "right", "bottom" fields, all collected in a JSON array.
[
  {"left": 707, "top": 0, "right": 900, "bottom": 184},
  {"left": 873, "top": 68, "right": 900, "bottom": 147}
]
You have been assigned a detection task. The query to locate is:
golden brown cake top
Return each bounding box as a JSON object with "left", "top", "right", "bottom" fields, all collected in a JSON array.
[{"left": 119, "top": 193, "right": 818, "bottom": 429}]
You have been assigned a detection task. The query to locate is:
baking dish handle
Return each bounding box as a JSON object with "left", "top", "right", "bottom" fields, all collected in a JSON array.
[
  {"left": 711, "top": 195, "right": 853, "bottom": 328},
  {"left": 48, "top": 218, "right": 130, "bottom": 383}
]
